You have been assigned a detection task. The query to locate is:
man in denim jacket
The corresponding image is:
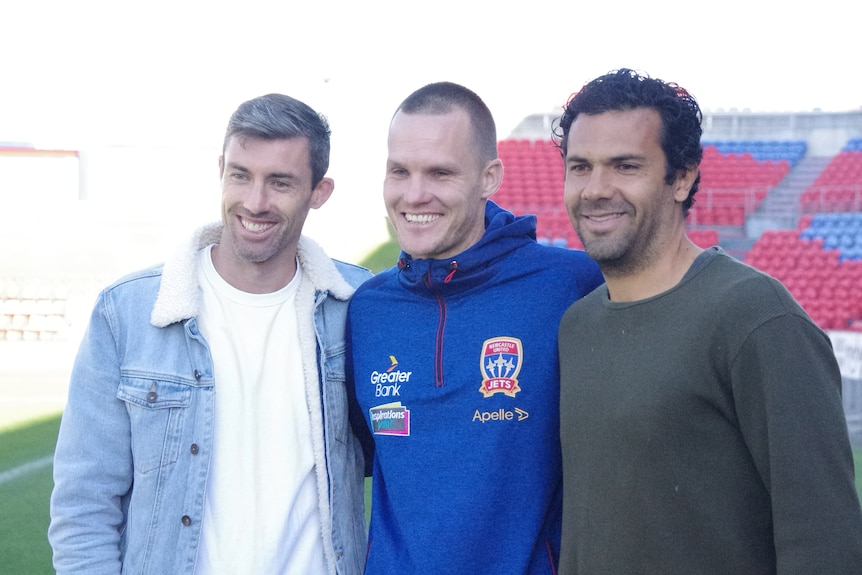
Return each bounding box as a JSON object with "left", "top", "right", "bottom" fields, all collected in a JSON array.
[{"left": 49, "top": 94, "right": 371, "bottom": 574}]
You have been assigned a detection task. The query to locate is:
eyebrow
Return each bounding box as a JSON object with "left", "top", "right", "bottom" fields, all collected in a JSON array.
[
  {"left": 225, "top": 162, "right": 300, "bottom": 181},
  {"left": 268, "top": 172, "right": 300, "bottom": 181},
  {"left": 566, "top": 153, "right": 646, "bottom": 164}
]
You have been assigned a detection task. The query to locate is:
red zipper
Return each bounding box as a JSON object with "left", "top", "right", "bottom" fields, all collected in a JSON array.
[{"left": 424, "top": 270, "right": 447, "bottom": 388}]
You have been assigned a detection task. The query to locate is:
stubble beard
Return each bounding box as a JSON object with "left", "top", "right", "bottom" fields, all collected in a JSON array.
[
  {"left": 579, "top": 219, "right": 662, "bottom": 278},
  {"left": 225, "top": 214, "right": 289, "bottom": 265}
]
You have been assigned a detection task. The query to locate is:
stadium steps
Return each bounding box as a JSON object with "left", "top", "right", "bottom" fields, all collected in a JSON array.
[
  {"left": 746, "top": 155, "right": 832, "bottom": 237},
  {"left": 719, "top": 235, "right": 756, "bottom": 259}
]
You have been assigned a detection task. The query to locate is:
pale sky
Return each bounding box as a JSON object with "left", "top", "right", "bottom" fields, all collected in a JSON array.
[{"left": 3, "top": 0, "right": 860, "bottom": 265}]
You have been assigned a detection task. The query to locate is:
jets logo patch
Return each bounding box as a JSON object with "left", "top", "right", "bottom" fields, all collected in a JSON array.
[{"left": 478, "top": 336, "right": 523, "bottom": 398}]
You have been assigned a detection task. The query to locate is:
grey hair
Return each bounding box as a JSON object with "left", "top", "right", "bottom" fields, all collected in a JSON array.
[{"left": 223, "top": 93, "right": 331, "bottom": 186}]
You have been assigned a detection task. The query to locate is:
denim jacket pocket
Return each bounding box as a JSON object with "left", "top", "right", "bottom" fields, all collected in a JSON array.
[
  {"left": 117, "top": 376, "right": 193, "bottom": 474},
  {"left": 323, "top": 344, "right": 350, "bottom": 445}
]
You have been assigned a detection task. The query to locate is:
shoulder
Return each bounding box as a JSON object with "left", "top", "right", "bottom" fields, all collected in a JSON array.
[
  {"left": 352, "top": 266, "right": 398, "bottom": 298},
  {"left": 102, "top": 263, "right": 165, "bottom": 295},
  {"left": 699, "top": 253, "right": 800, "bottom": 310},
  {"left": 525, "top": 243, "right": 599, "bottom": 272},
  {"left": 520, "top": 243, "right": 604, "bottom": 291},
  {"left": 90, "top": 264, "right": 166, "bottom": 325},
  {"left": 690, "top": 253, "right": 824, "bottom": 346},
  {"left": 296, "top": 236, "right": 371, "bottom": 299},
  {"left": 332, "top": 259, "right": 373, "bottom": 289},
  {"left": 561, "top": 283, "right": 607, "bottom": 319}
]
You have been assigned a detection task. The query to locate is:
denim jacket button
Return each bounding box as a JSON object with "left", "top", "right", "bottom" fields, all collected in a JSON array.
[
  {"left": 181, "top": 515, "right": 192, "bottom": 526},
  {"left": 146, "top": 391, "right": 157, "bottom": 403},
  {"left": 190, "top": 443, "right": 199, "bottom": 455}
]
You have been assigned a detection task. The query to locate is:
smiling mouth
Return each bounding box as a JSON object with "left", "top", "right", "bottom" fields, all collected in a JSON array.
[
  {"left": 404, "top": 213, "right": 441, "bottom": 224},
  {"left": 240, "top": 217, "right": 275, "bottom": 232},
  {"left": 584, "top": 213, "right": 624, "bottom": 222}
]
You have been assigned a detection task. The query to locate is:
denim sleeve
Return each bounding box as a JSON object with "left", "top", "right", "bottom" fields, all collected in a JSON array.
[
  {"left": 49, "top": 291, "right": 132, "bottom": 575},
  {"left": 345, "top": 311, "right": 374, "bottom": 476}
]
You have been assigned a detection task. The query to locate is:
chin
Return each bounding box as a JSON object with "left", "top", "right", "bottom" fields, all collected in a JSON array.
[{"left": 582, "top": 239, "right": 624, "bottom": 263}]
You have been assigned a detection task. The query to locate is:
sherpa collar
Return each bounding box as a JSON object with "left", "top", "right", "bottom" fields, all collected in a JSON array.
[{"left": 150, "top": 222, "right": 355, "bottom": 327}]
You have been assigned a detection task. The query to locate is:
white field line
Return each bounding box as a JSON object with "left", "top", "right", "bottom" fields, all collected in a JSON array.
[{"left": 0, "top": 455, "right": 53, "bottom": 486}]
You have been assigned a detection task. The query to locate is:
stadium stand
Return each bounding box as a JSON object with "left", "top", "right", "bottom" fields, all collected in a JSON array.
[
  {"left": 495, "top": 136, "right": 862, "bottom": 332},
  {"left": 800, "top": 145, "right": 862, "bottom": 214},
  {"left": 701, "top": 139, "right": 807, "bottom": 166},
  {"left": 0, "top": 278, "right": 71, "bottom": 341},
  {"left": 496, "top": 139, "right": 800, "bottom": 246},
  {"left": 744, "top": 227, "right": 862, "bottom": 331},
  {"left": 801, "top": 212, "right": 862, "bottom": 261},
  {"left": 690, "top": 144, "right": 796, "bottom": 227}
]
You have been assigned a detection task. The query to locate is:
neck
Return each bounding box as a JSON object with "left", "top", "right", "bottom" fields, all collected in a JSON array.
[
  {"left": 603, "top": 236, "right": 702, "bottom": 302},
  {"left": 210, "top": 244, "right": 298, "bottom": 294}
]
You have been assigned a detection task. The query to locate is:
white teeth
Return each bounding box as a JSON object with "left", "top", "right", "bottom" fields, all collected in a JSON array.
[
  {"left": 241, "top": 219, "right": 273, "bottom": 232},
  {"left": 405, "top": 213, "right": 440, "bottom": 223},
  {"left": 587, "top": 214, "right": 621, "bottom": 222}
]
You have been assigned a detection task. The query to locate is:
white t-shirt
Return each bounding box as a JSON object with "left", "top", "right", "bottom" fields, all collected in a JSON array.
[{"left": 194, "top": 245, "right": 327, "bottom": 575}]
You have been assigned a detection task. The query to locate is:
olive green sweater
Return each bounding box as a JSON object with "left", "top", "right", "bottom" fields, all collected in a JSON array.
[{"left": 558, "top": 248, "right": 862, "bottom": 574}]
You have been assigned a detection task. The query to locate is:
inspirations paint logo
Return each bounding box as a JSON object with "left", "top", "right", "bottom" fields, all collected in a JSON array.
[
  {"left": 478, "top": 336, "right": 523, "bottom": 398},
  {"left": 369, "top": 402, "right": 411, "bottom": 436}
]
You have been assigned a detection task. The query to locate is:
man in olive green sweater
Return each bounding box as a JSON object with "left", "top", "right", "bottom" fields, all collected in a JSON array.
[{"left": 554, "top": 68, "right": 862, "bottom": 574}]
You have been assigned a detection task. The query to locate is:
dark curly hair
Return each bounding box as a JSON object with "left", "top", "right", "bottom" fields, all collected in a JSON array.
[{"left": 552, "top": 69, "right": 703, "bottom": 213}]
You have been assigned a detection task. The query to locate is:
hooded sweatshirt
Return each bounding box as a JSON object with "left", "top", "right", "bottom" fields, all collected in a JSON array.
[{"left": 347, "top": 201, "right": 603, "bottom": 574}]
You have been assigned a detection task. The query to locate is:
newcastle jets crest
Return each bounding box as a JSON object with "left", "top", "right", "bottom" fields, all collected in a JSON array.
[{"left": 479, "top": 336, "right": 523, "bottom": 398}]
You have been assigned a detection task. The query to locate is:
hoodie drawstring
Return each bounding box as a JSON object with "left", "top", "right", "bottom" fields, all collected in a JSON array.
[{"left": 444, "top": 261, "right": 458, "bottom": 283}]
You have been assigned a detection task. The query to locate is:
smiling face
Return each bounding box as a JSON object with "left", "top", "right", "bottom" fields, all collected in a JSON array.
[
  {"left": 383, "top": 108, "right": 501, "bottom": 261},
  {"left": 215, "top": 135, "right": 333, "bottom": 292},
  {"left": 563, "top": 108, "right": 693, "bottom": 275}
]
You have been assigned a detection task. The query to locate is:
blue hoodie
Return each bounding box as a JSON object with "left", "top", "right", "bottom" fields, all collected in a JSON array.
[{"left": 347, "top": 201, "right": 603, "bottom": 574}]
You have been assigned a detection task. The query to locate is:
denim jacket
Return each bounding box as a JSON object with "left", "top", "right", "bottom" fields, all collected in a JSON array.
[{"left": 49, "top": 223, "right": 371, "bottom": 575}]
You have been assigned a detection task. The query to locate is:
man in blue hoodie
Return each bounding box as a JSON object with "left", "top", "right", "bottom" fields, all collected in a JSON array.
[{"left": 347, "top": 82, "right": 604, "bottom": 574}]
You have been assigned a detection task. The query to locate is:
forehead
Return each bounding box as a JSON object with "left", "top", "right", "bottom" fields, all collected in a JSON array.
[
  {"left": 224, "top": 136, "right": 312, "bottom": 171},
  {"left": 566, "top": 108, "right": 664, "bottom": 157},
  {"left": 387, "top": 109, "right": 476, "bottom": 163}
]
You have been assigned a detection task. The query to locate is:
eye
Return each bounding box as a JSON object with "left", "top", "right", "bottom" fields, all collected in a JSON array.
[
  {"left": 229, "top": 171, "right": 249, "bottom": 181},
  {"left": 568, "top": 163, "right": 589, "bottom": 174},
  {"left": 271, "top": 179, "right": 292, "bottom": 191}
]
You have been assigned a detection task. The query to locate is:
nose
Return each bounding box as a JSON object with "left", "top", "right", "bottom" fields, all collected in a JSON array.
[
  {"left": 402, "top": 174, "right": 430, "bottom": 205},
  {"left": 579, "top": 168, "right": 611, "bottom": 202},
  {"left": 244, "top": 179, "right": 268, "bottom": 214}
]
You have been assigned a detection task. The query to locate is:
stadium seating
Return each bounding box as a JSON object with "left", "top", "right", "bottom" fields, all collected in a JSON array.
[
  {"left": 496, "top": 139, "right": 794, "bottom": 248},
  {"left": 495, "top": 136, "right": 862, "bottom": 331},
  {"left": 701, "top": 140, "right": 807, "bottom": 167},
  {"left": 800, "top": 212, "right": 862, "bottom": 261},
  {"left": 688, "top": 229, "right": 720, "bottom": 249},
  {"left": 495, "top": 138, "right": 565, "bottom": 216},
  {"left": 800, "top": 149, "right": 862, "bottom": 213},
  {"left": 844, "top": 138, "right": 862, "bottom": 152},
  {"left": 689, "top": 145, "right": 791, "bottom": 227},
  {"left": 745, "top": 224, "right": 862, "bottom": 331},
  {"left": 0, "top": 278, "right": 71, "bottom": 341}
]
